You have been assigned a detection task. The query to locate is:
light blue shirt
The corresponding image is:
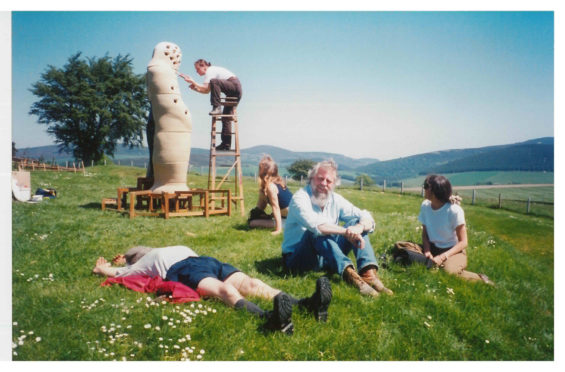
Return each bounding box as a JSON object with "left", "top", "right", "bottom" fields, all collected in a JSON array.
[{"left": 281, "top": 185, "right": 375, "bottom": 255}]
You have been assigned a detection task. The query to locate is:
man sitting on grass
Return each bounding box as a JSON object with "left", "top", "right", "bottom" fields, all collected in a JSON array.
[
  {"left": 93, "top": 245, "right": 332, "bottom": 335},
  {"left": 282, "top": 160, "right": 393, "bottom": 298}
]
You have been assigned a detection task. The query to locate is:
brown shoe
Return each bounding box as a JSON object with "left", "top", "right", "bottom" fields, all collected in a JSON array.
[
  {"left": 343, "top": 266, "right": 379, "bottom": 297},
  {"left": 360, "top": 267, "right": 393, "bottom": 295}
]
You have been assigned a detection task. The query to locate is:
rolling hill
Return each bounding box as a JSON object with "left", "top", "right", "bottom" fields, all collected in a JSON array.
[
  {"left": 15, "top": 137, "right": 553, "bottom": 182},
  {"left": 356, "top": 137, "right": 553, "bottom": 182}
]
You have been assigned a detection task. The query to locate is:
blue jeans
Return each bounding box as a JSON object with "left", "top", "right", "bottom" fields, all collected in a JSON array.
[{"left": 283, "top": 220, "right": 378, "bottom": 277}]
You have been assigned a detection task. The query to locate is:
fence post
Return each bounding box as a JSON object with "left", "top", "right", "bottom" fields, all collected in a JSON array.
[
  {"left": 527, "top": 197, "right": 531, "bottom": 214},
  {"left": 104, "top": 159, "right": 106, "bottom": 166},
  {"left": 401, "top": 181, "right": 404, "bottom": 194},
  {"left": 498, "top": 193, "right": 502, "bottom": 209},
  {"left": 300, "top": 175, "right": 303, "bottom": 185},
  {"left": 91, "top": 160, "right": 94, "bottom": 167},
  {"left": 383, "top": 179, "right": 386, "bottom": 192},
  {"left": 472, "top": 189, "right": 476, "bottom": 205},
  {"left": 421, "top": 187, "right": 425, "bottom": 198},
  {"left": 254, "top": 171, "right": 257, "bottom": 183}
]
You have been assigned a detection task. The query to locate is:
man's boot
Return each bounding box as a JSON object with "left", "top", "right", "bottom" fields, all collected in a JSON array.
[
  {"left": 299, "top": 277, "right": 332, "bottom": 322},
  {"left": 265, "top": 292, "right": 294, "bottom": 335},
  {"left": 343, "top": 266, "right": 379, "bottom": 298},
  {"left": 360, "top": 267, "right": 393, "bottom": 295}
]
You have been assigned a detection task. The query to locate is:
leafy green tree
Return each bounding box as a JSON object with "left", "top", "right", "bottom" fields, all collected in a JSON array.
[
  {"left": 287, "top": 159, "right": 316, "bottom": 181},
  {"left": 355, "top": 173, "right": 375, "bottom": 188},
  {"left": 29, "top": 52, "right": 149, "bottom": 164}
]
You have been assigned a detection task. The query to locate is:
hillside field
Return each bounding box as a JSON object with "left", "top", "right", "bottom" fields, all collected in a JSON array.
[
  {"left": 400, "top": 171, "right": 554, "bottom": 188},
  {"left": 11, "top": 165, "right": 554, "bottom": 361}
]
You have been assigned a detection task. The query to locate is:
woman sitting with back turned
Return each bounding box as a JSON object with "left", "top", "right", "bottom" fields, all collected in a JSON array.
[
  {"left": 395, "top": 174, "right": 494, "bottom": 285},
  {"left": 248, "top": 155, "right": 293, "bottom": 236}
]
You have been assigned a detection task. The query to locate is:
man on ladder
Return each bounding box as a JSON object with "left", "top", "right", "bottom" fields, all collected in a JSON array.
[{"left": 180, "top": 59, "right": 242, "bottom": 151}]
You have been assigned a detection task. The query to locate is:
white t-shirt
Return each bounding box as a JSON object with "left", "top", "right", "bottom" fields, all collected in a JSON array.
[
  {"left": 115, "top": 245, "right": 198, "bottom": 278},
  {"left": 203, "top": 66, "right": 236, "bottom": 84},
  {"left": 418, "top": 200, "right": 465, "bottom": 248}
]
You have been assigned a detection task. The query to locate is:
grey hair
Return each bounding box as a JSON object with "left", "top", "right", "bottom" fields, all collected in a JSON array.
[
  {"left": 124, "top": 246, "right": 153, "bottom": 265},
  {"left": 307, "top": 159, "right": 341, "bottom": 187}
]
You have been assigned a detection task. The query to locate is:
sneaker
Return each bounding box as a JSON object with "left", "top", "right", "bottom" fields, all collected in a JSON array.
[
  {"left": 215, "top": 143, "right": 230, "bottom": 151},
  {"left": 209, "top": 106, "right": 222, "bottom": 115},
  {"left": 311, "top": 277, "right": 332, "bottom": 322},
  {"left": 266, "top": 292, "right": 294, "bottom": 335}
]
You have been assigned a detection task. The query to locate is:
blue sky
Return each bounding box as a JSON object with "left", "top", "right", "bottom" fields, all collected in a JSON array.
[{"left": 9, "top": 11, "right": 554, "bottom": 160}]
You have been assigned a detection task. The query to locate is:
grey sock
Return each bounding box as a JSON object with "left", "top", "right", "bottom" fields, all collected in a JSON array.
[{"left": 234, "top": 299, "right": 266, "bottom": 318}]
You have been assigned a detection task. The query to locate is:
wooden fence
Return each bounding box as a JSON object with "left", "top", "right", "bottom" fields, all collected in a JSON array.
[{"left": 13, "top": 157, "right": 85, "bottom": 173}]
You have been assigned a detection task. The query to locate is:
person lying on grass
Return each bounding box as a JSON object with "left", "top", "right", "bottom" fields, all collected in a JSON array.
[
  {"left": 394, "top": 174, "right": 494, "bottom": 285},
  {"left": 92, "top": 245, "right": 332, "bottom": 335}
]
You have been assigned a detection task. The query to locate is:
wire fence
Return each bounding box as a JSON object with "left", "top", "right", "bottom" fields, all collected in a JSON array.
[
  {"left": 15, "top": 156, "right": 554, "bottom": 218},
  {"left": 341, "top": 180, "right": 554, "bottom": 219}
]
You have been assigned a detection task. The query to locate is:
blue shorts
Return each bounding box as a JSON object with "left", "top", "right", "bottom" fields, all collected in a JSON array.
[{"left": 165, "top": 256, "right": 240, "bottom": 289}]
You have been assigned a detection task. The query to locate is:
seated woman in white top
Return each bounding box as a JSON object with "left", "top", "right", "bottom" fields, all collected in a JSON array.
[
  {"left": 395, "top": 174, "right": 493, "bottom": 285},
  {"left": 92, "top": 245, "right": 332, "bottom": 334}
]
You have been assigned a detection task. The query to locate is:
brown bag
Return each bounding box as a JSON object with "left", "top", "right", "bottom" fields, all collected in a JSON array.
[
  {"left": 392, "top": 241, "right": 434, "bottom": 268},
  {"left": 394, "top": 241, "right": 423, "bottom": 254}
]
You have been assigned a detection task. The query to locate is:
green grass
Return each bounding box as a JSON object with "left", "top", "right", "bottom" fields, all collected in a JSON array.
[
  {"left": 12, "top": 165, "right": 553, "bottom": 360},
  {"left": 401, "top": 171, "right": 554, "bottom": 188}
]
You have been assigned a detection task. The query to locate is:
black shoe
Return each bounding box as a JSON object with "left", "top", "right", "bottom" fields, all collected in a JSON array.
[
  {"left": 215, "top": 143, "right": 230, "bottom": 151},
  {"left": 209, "top": 106, "right": 222, "bottom": 115},
  {"left": 266, "top": 292, "right": 294, "bottom": 335},
  {"left": 310, "top": 277, "right": 332, "bottom": 322}
]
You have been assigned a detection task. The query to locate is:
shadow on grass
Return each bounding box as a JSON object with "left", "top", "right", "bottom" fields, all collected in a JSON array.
[
  {"left": 254, "top": 256, "right": 287, "bottom": 277},
  {"left": 80, "top": 202, "right": 102, "bottom": 209},
  {"left": 255, "top": 256, "right": 343, "bottom": 285},
  {"left": 233, "top": 223, "right": 251, "bottom": 231}
]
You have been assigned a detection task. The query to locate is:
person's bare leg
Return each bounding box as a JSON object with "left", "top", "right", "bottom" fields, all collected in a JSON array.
[
  {"left": 196, "top": 277, "right": 244, "bottom": 307},
  {"left": 197, "top": 276, "right": 269, "bottom": 318},
  {"left": 224, "top": 272, "right": 280, "bottom": 300}
]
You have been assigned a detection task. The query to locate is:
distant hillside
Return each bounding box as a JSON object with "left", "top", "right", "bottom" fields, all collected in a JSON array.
[
  {"left": 15, "top": 137, "right": 553, "bottom": 182},
  {"left": 14, "top": 144, "right": 379, "bottom": 171},
  {"left": 357, "top": 137, "right": 553, "bottom": 182},
  {"left": 426, "top": 144, "right": 553, "bottom": 174},
  {"left": 241, "top": 145, "right": 378, "bottom": 170}
]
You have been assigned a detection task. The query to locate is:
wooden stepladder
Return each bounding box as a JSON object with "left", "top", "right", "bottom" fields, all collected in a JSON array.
[{"left": 208, "top": 97, "right": 245, "bottom": 216}]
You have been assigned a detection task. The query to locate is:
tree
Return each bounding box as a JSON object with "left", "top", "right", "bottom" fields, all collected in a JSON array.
[
  {"left": 12, "top": 142, "right": 17, "bottom": 158},
  {"left": 355, "top": 173, "right": 375, "bottom": 188},
  {"left": 29, "top": 52, "right": 149, "bottom": 164},
  {"left": 287, "top": 159, "right": 316, "bottom": 181}
]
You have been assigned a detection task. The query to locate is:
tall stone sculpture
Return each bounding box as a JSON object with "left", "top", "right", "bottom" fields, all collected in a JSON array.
[{"left": 146, "top": 41, "right": 192, "bottom": 193}]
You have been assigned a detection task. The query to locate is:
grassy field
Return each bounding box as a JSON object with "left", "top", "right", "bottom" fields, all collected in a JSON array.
[
  {"left": 11, "top": 165, "right": 554, "bottom": 361},
  {"left": 401, "top": 171, "right": 554, "bottom": 188}
]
